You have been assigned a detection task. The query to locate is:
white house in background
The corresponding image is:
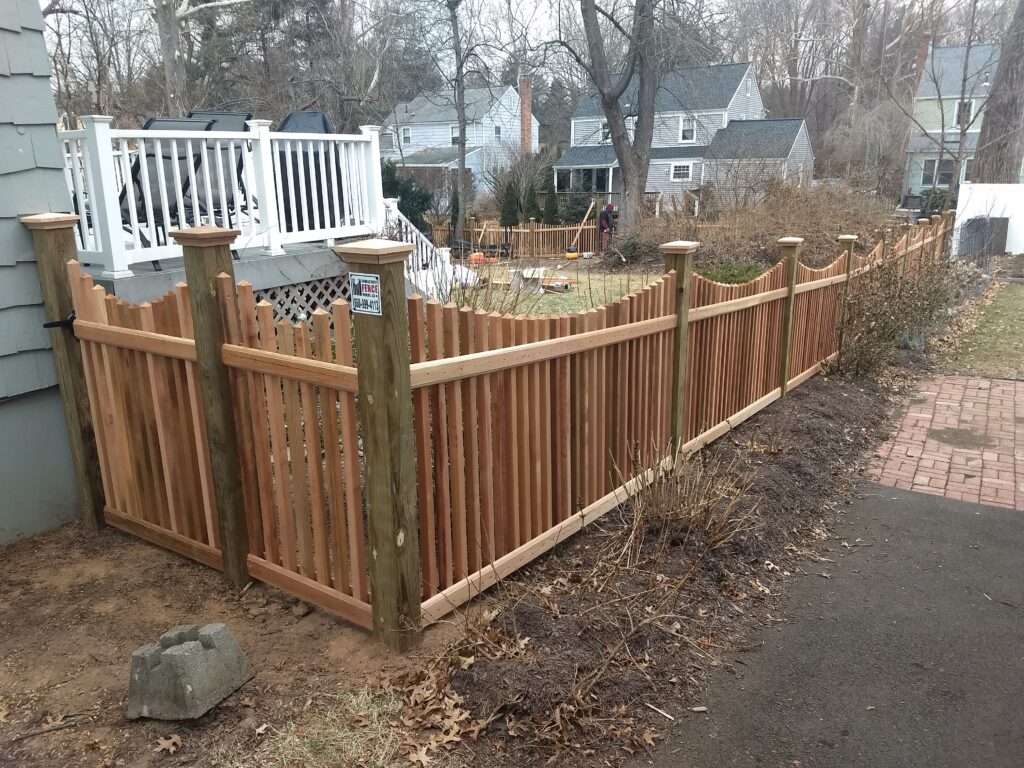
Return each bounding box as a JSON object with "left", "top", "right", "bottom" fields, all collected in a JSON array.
[
  {"left": 900, "top": 43, "right": 1024, "bottom": 208},
  {"left": 553, "top": 63, "right": 814, "bottom": 204},
  {"left": 381, "top": 76, "right": 540, "bottom": 182}
]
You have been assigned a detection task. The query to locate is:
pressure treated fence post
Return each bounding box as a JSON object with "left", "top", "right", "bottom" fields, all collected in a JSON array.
[
  {"left": 660, "top": 240, "right": 698, "bottom": 457},
  {"left": 171, "top": 226, "right": 249, "bottom": 587},
  {"left": 20, "top": 213, "right": 105, "bottom": 530},
  {"left": 777, "top": 237, "right": 803, "bottom": 396},
  {"left": 335, "top": 238, "right": 421, "bottom": 651},
  {"left": 836, "top": 234, "right": 859, "bottom": 365}
]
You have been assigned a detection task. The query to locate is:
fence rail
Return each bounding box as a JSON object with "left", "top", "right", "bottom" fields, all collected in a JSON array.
[
  {"left": 433, "top": 220, "right": 600, "bottom": 257},
  {"left": 59, "top": 116, "right": 385, "bottom": 276},
  {"left": 50, "top": 211, "right": 952, "bottom": 649}
]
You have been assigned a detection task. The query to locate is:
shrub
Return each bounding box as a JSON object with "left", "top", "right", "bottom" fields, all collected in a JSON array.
[
  {"left": 500, "top": 182, "right": 519, "bottom": 227},
  {"left": 559, "top": 191, "right": 593, "bottom": 225},
  {"left": 837, "top": 237, "right": 980, "bottom": 373},
  {"left": 523, "top": 182, "right": 542, "bottom": 221},
  {"left": 542, "top": 175, "right": 559, "bottom": 224},
  {"left": 380, "top": 161, "right": 433, "bottom": 229}
]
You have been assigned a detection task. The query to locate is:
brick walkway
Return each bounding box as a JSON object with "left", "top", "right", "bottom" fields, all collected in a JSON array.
[{"left": 870, "top": 377, "right": 1024, "bottom": 510}]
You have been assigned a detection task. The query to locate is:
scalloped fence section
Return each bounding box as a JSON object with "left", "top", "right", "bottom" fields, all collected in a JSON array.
[{"left": 65, "top": 213, "right": 953, "bottom": 640}]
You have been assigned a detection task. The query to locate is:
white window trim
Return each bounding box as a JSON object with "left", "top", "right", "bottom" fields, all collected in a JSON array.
[
  {"left": 721, "top": 112, "right": 728, "bottom": 128},
  {"left": 955, "top": 99, "right": 975, "bottom": 129},
  {"left": 401, "top": 126, "right": 411, "bottom": 145},
  {"left": 450, "top": 125, "right": 459, "bottom": 145},
  {"left": 671, "top": 162, "right": 693, "bottom": 182},
  {"left": 679, "top": 116, "right": 696, "bottom": 144},
  {"left": 600, "top": 121, "right": 611, "bottom": 144}
]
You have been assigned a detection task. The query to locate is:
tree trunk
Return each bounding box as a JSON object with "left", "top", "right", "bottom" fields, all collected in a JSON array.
[
  {"left": 973, "top": 0, "right": 1024, "bottom": 183},
  {"left": 154, "top": 0, "right": 186, "bottom": 115},
  {"left": 447, "top": 0, "right": 467, "bottom": 240}
]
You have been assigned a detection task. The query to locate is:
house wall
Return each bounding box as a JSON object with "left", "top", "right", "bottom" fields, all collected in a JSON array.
[
  {"left": 725, "top": 66, "right": 765, "bottom": 120},
  {"left": 903, "top": 151, "right": 980, "bottom": 197},
  {"left": 572, "top": 111, "right": 726, "bottom": 149},
  {"left": 704, "top": 158, "right": 787, "bottom": 205},
  {"left": 913, "top": 96, "right": 986, "bottom": 133},
  {"left": 0, "top": 387, "right": 77, "bottom": 542},
  {"left": 647, "top": 160, "right": 704, "bottom": 197},
  {"left": 784, "top": 123, "right": 814, "bottom": 185},
  {"left": 0, "top": 0, "right": 80, "bottom": 544}
]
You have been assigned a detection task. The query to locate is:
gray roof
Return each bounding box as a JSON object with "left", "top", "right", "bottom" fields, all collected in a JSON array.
[
  {"left": 907, "top": 131, "right": 980, "bottom": 153},
  {"left": 388, "top": 86, "right": 510, "bottom": 126},
  {"left": 553, "top": 144, "right": 706, "bottom": 168},
  {"left": 705, "top": 118, "right": 804, "bottom": 160},
  {"left": 916, "top": 44, "right": 1000, "bottom": 100},
  {"left": 573, "top": 63, "right": 751, "bottom": 119},
  {"left": 399, "top": 146, "right": 481, "bottom": 166}
]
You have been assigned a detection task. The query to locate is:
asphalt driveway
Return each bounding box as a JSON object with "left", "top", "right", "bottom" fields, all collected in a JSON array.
[{"left": 636, "top": 484, "right": 1024, "bottom": 768}]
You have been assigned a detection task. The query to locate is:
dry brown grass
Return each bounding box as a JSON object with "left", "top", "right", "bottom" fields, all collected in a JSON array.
[{"left": 627, "top": 184, "right": 894, "bottom": 272}]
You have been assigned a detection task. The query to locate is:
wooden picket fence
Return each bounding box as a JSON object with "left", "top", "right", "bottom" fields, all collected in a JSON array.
[
  {"left": 54, "top": 212, "right": 952, "bottom": 648},
  {"left": 433, "top": 220, "right": 600, "bottom": 257}
]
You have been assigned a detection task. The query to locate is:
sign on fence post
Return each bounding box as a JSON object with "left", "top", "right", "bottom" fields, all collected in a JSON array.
[
  {"left": 777, "top": 237, "right": 803, "bottom": 396},
  {"left": 171, "top": 226, "right": 249, "bottom": 588},
  {"left": 335, "top": 239, "right": 422, "bottom": 651},
  {"left": 660, "top": 240, "right": 699, "bottom": 458},
  {"left": 20, "top": 213, "right": 106, "bottom": 530}
]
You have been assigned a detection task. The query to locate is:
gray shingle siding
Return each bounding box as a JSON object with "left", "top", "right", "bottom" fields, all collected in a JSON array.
[{"left": 0, "top": 0, "right": 71, "bottom": 398}]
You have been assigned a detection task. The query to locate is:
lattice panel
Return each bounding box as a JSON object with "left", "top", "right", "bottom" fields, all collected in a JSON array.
[{"left": 254, "top": 274, "right": 351, "bottom": 323}]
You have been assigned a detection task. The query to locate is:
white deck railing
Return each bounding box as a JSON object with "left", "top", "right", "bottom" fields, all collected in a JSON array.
[{"left": 59, "top": 116, "right": 385, "bottom": 276}]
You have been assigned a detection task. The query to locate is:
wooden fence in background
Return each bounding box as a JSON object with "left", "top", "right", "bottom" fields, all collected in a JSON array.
[
  {"left": 50, "top": 212, "right": 951, "bottom": 649},
  {"left": 433, "top": 220, "right": 600, "bottom": 257}
]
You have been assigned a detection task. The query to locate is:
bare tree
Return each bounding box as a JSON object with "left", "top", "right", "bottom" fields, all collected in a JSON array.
[{"left": 972, "top": 0, "right": 1024, "bottom": 182}]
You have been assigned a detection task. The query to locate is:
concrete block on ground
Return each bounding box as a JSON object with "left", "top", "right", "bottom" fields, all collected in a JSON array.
[{"left": 126, "top": 623, "right": 253, "bottom": 720}]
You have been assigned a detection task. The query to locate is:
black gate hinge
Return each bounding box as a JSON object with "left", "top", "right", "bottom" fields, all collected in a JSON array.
[{"left": 43, "top": 310, "right": 76, "bottom": 332}]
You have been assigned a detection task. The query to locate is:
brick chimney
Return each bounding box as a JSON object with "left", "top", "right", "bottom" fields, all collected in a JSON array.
[
  {"left": 519, "top": 74, "right": 532, "bottom": 155},
  {"left": 914, "top": 32, "right": 931, "bottom": 89}
]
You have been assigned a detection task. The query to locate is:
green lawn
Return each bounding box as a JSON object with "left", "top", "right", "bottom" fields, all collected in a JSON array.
[{"left": 938, "top": 283, "right": 1024, "bottom": 379}]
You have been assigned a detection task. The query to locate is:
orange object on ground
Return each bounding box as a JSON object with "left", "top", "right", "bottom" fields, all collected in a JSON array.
[{"left": 469, "top": 252, "right": 499, "bottom": 265}]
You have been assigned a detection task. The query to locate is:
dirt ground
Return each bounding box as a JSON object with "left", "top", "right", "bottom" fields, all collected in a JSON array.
[
  {"left": 1, "top": 361, "right": 913, "bottom": 768},
  {"left": 434, "top": 370, "right": 904, "bottom": 767},
  {"left": 0, "top": 528, "right": 458, "bottom": 767}
]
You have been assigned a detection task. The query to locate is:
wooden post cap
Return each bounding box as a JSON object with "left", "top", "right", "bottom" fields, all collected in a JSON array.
[
  {"left": 20, "top": 212, "right": 80, "bottom": 230},
  {"left": 838, "top": 234, "right": 859, "bottom": 242},
  {"left": 659, "top": 240, "right": 700, "bottom": 254},
  {"left": 916, "top": 218, "right": 930, "bottom": 225},
  {"left": 170, "top": 226, "right": 240, "bottom": 248},
  {"left": 334, "top": 238, "right": 414, "bottom": 265},
  {"left": 930, "top": 214, "right": 942, "bottom": 223},
  {"left": 778, "top": 237, "right": 804, "bottom": 246}
]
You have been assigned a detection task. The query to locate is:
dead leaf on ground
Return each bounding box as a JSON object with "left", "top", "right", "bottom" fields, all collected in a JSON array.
[{"left": 154, "top": 735, "right": 182, "bottom": 755}]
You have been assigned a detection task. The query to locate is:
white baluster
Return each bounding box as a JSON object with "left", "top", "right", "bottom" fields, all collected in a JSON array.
[
  {"left": 81, "top": 115, "right": 130, "bottom": 276},
  {"left": 360, "top": 125, "right": 385, "bottom": 232},
  {"left": 246, "top": 119, "right": 283, "bottom": 254}
]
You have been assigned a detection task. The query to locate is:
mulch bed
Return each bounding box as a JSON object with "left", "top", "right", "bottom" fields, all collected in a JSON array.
[{"left": 405, "top": 369, "right": 908, "bottom": 767}]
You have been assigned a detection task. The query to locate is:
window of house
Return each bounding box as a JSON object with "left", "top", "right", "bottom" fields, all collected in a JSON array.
[
  {"left": 494, "top": 125, "right": 501, "bottom": 140},
  {"left": 671, "top": 163, "right": 692, "bottom": 182},
  {"left": 402, "top": 126, "right": 411, "bottom": 145},
  {"left": 450, "top": 125, "right": 459, "bottom": 145},
  {"left": 955, "top": 100, "right": 973, "bottom": 128},
  {"left": 746, "top": 77, "right": 751, "bottom": 97},
  {"left": 963, "top": 157, "right": 973, "bottom": 182},
  {"left": 679, "top": 116, "right": 695, "bottom": 143},
  {"left": 380, "top": 132, "right": 394, "bottom": 150},
  {"left": 922, "top": 158, "right": 955, "bottom": 186},
  {"left": 601, "top": 121, "right": 611, "bottom": 143}
]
